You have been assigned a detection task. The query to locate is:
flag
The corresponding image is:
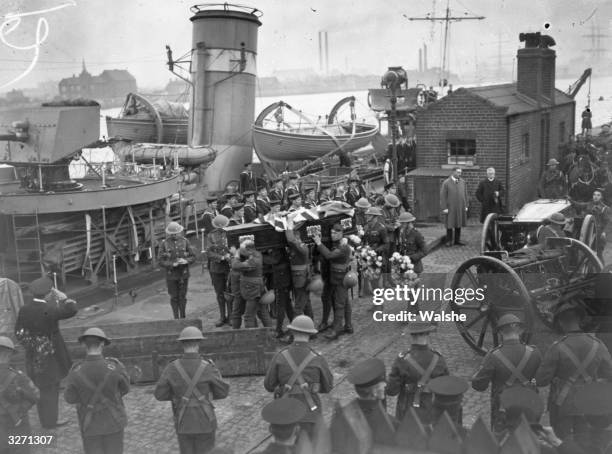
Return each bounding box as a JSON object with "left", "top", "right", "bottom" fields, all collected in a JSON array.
[{"left": 290, "top": 207, "right": 320, "bottom": 223}]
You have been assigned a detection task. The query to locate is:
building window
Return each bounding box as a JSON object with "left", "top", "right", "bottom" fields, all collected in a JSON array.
[
  {"left": 521, "top": 133, "right": 530, "bottom": 161},
  {"left": 447, "top": 139, "right": 476, "bottom": 165},
  {"left": 559, "top": 121, "right": 566, "bottom": 143}
]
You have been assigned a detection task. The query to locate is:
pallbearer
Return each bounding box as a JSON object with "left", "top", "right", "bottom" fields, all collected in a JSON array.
[
  {"left": 347, "top": 358, "right": 398, "bottom": 444},
  {"left": 205, "top": 215, "right": 232, "bottom": 327},
  {"left": 243, "top": 191, "right": 258, "bottom": 223},
  {"left": 64, "top": 328, "right": 130, "bottom": 454},
  {"left": 471, "top": 313, "right": 542, "bottom": 433},
  {"left": 232, "top": 240, "right": 271, "bottom": 328},
  {"left": 158, "top": 222, "right": 198, "bottom": 319},
  {"left": 313, "top": 224, "right": 352, "bottom": 341},
  {"left": 256, "top": 398, "right": 307, "bottom": 454},
  {"left": 264, "top": 315, "right": 333, "bottom": 438},
  {"left": 154, "top": 327, "right": 229, "bottom": 454},
  {"left": 386, "top": 321, "right": 449, "bottom": 424},
  {"left": 285, "top": 218, "right": 314, "bottom": 319},
  {"left": 0, "top": 336, "right": 39, "bottom": 454},
  {"left": 262, "top": 245, "right": 294, "bottom": 340}
]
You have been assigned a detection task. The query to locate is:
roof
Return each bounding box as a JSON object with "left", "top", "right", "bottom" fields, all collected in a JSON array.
[
  {"left": 465, "top": 83, "right": 574, "bottom": 116},
  {"left": 99, "top": 70, "right": 136, "bottom": 82}
]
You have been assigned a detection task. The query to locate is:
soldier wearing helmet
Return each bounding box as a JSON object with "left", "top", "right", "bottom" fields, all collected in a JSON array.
[
  {"left": 0, "top": 336, "right": 39, "bottom": 453},
  {"left": 264, "top": 316, "right": 333, "bottom": 438},
  {"left": 538, "top": 158, "right": 567, "bottom": 199},
  {"left": 157, "top": 221, "right": 198, "bottom": 319},
  {"left": 155, "top": 326, "right": 229, "bottom": 454},
  {"left": 362, "top": 206, "right": 390, "bottom": 296},
  {"left": 396, "top": 212, "right": 427, "bottom": 275},
  {"left": 64, "top": 328, "right": 130, "bottom": 454},
  {"left": 471, "top": 314, "right": 542, "bottom": 434},
  {"left": 313, "top": 224, "right": 353, "bottom": 340},
  {"left": 205, "top": 215, "right": 232, "bottom": 327}
]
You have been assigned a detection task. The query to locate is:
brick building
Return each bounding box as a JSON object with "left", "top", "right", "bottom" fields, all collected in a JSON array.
[
  {"left": 59, "top": 61, "right": 137, "bottom": 101},
  {"left": 408, "top": 34, "right": 575, "bottom": 221}
]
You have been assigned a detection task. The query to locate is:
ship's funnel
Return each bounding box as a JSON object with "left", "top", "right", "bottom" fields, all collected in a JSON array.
[{"left": 189, "top": 4, "right": 262, "bottom": 192}]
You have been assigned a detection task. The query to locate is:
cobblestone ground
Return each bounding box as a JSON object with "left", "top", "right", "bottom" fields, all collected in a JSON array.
[{"left": 21, "top": 223, "right": 611, "bottom": 454}]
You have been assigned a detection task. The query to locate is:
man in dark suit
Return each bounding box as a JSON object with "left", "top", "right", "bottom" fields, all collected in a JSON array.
[
  {"left": 14, "top": 276, "right": 77, "bottom": 429},
  {"left": 239, "top": 163, "right": 256, "bottom": 193},
  {"left": 475, "top": 167, "right": 504, "bottom": 223}
]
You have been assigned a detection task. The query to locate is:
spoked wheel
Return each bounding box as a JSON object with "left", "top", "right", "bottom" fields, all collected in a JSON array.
[
  {"left": 579, "top": 214, "right": 598, "bottom": 252},
  {"left": 450, "top": 256, "right": 535, "bottom": 356},
  {"left": 480, "top": 213, "right": 501, "bottom": 254}
]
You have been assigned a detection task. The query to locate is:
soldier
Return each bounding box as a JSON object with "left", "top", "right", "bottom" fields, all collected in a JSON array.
[
  {"left": 363, "top": 207, "right": 390, "bottom": 293},
  {"left": 243, "top": 191, "right": 258, "bottom": 223},
  {"left": 264, "top": 315, "right": 333, "bottom": 436},
  {"left": 265, "top": 199, "right": 282, "bottom": 222},
  {"left": 14, "top": 277, "right": 77, "bottom": 429},
  {"left": 376, "top": 182, "right": 397, "bottom": 206},
  {"left": 228, "top": 250, "right": 245, "bottom": 330},
  {"left": 382, "top": 194, "right": 402, "bottom": 254},
  {"left": 536, "top": 301, "right": 612, "bottom": 440},
  {"left": 157, "top": 222, "right": 198, "bottom": 319},
  {"left": 386, "top": 321, "right": 449, "bottom": 424},
  {"left": 347, "top": 358, "right": 398, "bottom": 444},
  {"left": 396, "top": 212, "right": 427, "bottom": 275},
  {"left": 345, "top": 177, "right": 361, "bottom": 207},
  {"left": 471, "top": 314, "right": 542, "bottom": 433},
  {"left": 231, "top": 240, "right": 271, "bottom": 328},
  {"left": 333, "top": 182, "right": 346, "bottom": 202},
  {"left": 256, "top": 185, "right": 271, "bottom": 217},
  {"left": 313, "top": 224, "right": 352, "bottom": 340},
  {"left": 537, "top": 213, "right": 568, "bottom": 246},
  {"left": 0, "top": 336, "right": 39, "bottom": 454},
  {"left": 257, "top": 398, "right": 307, "bottom": 454},
  {"left": 64, "top": 328, "right": 130, "bottom": 454},
  {"left": 201, "top": 196, "right": 218, "bottom": 236},
  {"left": 538, "top": 159, "right": 567, "bottom": 199},
  {"left": 318, "top": 184, "right": 333, "bottom": 204},
  {"left": 428, "top": 375, "right": 469, "bottom": 428},
  {"left": 269, "top": 177, "right": 284, "bottom": 203},
  {"left": 303, "top": 187, "right": 317, "bottom": 209},
  {"left": 206, "top": 215, "right": 232, "bottom": 327},
  {"left": 229, "top": 203, "right": 245, "bottom": 226},
  {"left": 354, "top": 198, "right": 371, "bottom": 230},
  {"left": 285, "top": 174, "right": 300, "bottom": 203},
  {"left": 571, "top": 188, "right": 610, "bottom": 261},
  {"left": 154, "top": 327, "right": 230, "bottom": 454},
  {"left": 287, "top": 193, "right": 302, "bottom": 212},
  {"left": 262, "top": 246, "right": 294, "bottom": 340},
  {"left": 220, "top": 194, "right": 236, "bottom": 219},
  {"left": 285, "top": 217, "right": 314, "bottom": 319}
]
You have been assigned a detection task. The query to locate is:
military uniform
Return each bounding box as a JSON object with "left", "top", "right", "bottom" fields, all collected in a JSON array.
[
  {"left": 387, "top": 344, "right": 449, "bottom": 424},
  {"left": 220, "top": 203, "right": 234, "bottom": 219},
  {"left": 256, "top": 398, "right": 307, "bottom": 454},
  {"left": 396, "top": 226, "right": 427, "bottom": 274},
  {"left": 228, "top": 258, "right": 245, "bottom": 329},
  {"left": 345, "top": 188, "right": 360, "bottom": 207},
  {"left": 232, "top": 249, "right": 271, "bottom": 328},
  {"left": 201, "top": 208, "right": 217, "bottom": 236},
  {"left": 264, "top": 341, "right": 333, "bottom": 431},
  {"left": 157, "top": 235, "right": 198, "bottom": 319},
  {"left": 382, "top": 205, "right": 401, "bottom": 252},
  {"left": 536, "top": 330, "right": 612, "bottom": 439},
  {"left": 244, "top": 202, "right": 258, "bottom": 223},
  {"left": 64, "top": 355, "right": 130, "bottom": 454},
  {"left": 285, "top": 230, "right": 314, "bottom": 318},
  {"left": 205, "top": 228, "right": 231, "bottom": 326},
  {"left": 538, "top": 168, "right": 567, "bottom": 199},
  {"left": 269, "top": 186, "right": 284, "bottom": 204},
  {"left": 363, "top": 216, "right": 390, "bottom": 291},
  {"left": 14, "top": 278, "right": 77, "bottom": 429},
  {"left": 472, "top": 339, "right": 542, "bottom": 432},
  {"left": 0, "top": 363, "right": 39, "bottom": 454},
  {"left": 256, "top": 196, "right": 271, "bottom": 216},
  {"left": 263, "top": 248, "right": 294, "bottom": 337},
  {"left": 154, "top": 353, "right": 229, "bottom": 454},
  {"left": 317, "top": 238, "right": 352, "bottom": 338},
  {"left": 574, "top": 199, "right": 610, "bottom": 259}
]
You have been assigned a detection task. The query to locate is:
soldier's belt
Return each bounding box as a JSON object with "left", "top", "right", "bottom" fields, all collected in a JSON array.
[
  {"left": 241, "top": 276, "right": 263, "bottom": 283},
  {"left": 330, "top": 264, "right": 349, "bottom": 272},
  {"left": 290, "top": 264, "right": 308, "bottom": 271}
]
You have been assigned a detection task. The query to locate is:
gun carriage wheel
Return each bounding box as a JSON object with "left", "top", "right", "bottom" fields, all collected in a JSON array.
[
  {"left": 480, "top": 213, "right": 502, "bottom": 253},
  {"left": 578, "top": 214, "right": 598, "bottom": 251}
]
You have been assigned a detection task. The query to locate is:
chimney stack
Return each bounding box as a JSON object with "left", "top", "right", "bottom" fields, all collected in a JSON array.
[
  {"left": 423, "top": 44, "right": 428, "bottom": 71},
  {"left": 318, "top": 31, "right": 323, "bottom": 72},
  {"left": 419, "top": 48, "right": 423, "bottom": 73},
  {"left": 516, "top": 32, "right": 556, "bottom": 103}
]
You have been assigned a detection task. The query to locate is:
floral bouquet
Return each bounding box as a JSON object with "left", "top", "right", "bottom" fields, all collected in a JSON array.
[
  {"left": 15, "top": 328, "right": 55, "bottom": 374},
  {"left": 355, "top": 245, "right": 384, "bottom": 281},
  {"left": 389, "top": 252, "right": 421, "bottom": 287}
]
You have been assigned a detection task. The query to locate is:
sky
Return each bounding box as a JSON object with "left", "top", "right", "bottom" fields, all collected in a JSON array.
[{"left": 0, "top": 0, "right": 610, "bottom": 92}]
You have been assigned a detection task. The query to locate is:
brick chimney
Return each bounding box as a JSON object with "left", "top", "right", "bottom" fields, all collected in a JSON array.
[{"left": 516, "top": 32, "right": 556, "bottom": 104}]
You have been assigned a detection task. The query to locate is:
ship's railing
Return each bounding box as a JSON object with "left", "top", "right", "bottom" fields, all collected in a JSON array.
[
  {"left": 68, "top": 161, "right": 175, "bottom": 181},
  {"left": 190, "top": 3, "right": 263, "bottom": 17}
]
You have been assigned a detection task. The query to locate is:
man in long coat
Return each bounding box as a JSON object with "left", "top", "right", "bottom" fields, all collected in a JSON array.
[
  {"left": 14, "top": 276, "right": 77, "bottom": 429},
  {"left": 475, "top": 167, "right": 504, "bottom": 223},
  {"left": 440, "top": 167, "right": 469, "bottom": 246}
]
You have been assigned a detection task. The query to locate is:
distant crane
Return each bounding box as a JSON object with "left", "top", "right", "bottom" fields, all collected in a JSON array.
[
  {"left": 566, "top": 68, "right": 592, "bottom": 107},
  {"left": 407, "top": 0, "right": 484, "bottom": 86}
]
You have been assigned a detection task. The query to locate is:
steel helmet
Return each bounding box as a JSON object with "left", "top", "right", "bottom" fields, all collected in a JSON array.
[
  {"left": 212, "top": 215, "right": 229, "bottom": 229},
  {"left": 343, "top": 271, "right": 358, "bottom": 288},
  {"left": 78, "top": 327, "right": 111, "bottom": 345},
  {"left": 398, "top": 212, "right": 416, "bottom": 223},
  {"left": 178, "top": 326, "right": 204, "bottom": 341},
  {"left": 496, "top": 314, "right": 522, "bottom": 331},
  {"left": 0, "top": 336, "right": 15, "bottom": 351},
  {"left": 165, "top": 221, "right": 184, "bottom": 235},
  {"left": 260, "top": 290, "right": 276, "bottom": 305},
  {"left": 287, "top": 315, "right": 318, "bottom": 335},
  {"left": 384, "top": 194, "right": 400, "bottom": 208},
  {"left": 355, "top": 198, "right": 371, "bottom": 209},
  {"left": 307, "top": 275, "right": 324, "bottom": 295}
]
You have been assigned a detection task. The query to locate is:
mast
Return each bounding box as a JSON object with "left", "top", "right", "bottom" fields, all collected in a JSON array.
[{"left": 408, "top": 0, "right": 484, "bottom": 86}]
